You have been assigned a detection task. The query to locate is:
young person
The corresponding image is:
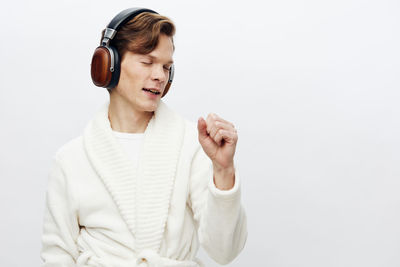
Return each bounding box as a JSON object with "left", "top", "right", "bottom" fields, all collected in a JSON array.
[{"left": 40, "top": 8, "right": 247, "bottom": 266}]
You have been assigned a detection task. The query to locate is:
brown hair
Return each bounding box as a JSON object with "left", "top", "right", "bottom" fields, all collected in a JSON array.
[
  {"left": 101, "top": 12, "right": 175, "bottom": 57},
  {"left": 100, "top": 12, "right": 175, "bottom": 93}
]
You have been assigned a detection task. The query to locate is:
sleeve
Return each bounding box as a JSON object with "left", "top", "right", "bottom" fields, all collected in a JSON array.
[
  {"left": 40, "top": 154, "right": 80, "bottom": 266},
  {"left": 188, "top": 147, "right": 248, "bottom": 265}
]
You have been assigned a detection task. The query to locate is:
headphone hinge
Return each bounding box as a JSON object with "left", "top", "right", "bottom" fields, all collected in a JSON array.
[{"left": 102, "top": 28, "right": 117, "bottom": 46}]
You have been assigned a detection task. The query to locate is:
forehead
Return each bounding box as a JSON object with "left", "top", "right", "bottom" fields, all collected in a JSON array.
[{"left": 146, "top": 35, "right": 174, "bottom": 62}]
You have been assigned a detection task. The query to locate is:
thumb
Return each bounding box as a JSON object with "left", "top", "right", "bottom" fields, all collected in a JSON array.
[{"left": 197, "top": 117, "right": 208, "bottom": 140}]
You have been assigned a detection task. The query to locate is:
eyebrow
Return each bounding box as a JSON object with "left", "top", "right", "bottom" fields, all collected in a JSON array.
[{"left": 145, "top": 54, "right": 174, "bottom": 64}]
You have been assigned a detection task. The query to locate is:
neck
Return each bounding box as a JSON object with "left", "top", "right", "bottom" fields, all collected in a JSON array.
[{"left": 108, "top": 92, "right": 154, "bottom": 134}]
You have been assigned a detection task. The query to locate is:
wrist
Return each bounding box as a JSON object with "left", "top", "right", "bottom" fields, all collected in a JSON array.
[
  {"left": 213, "top": 164, "right": 235, "bottom": 190},
  {"left": 212, "top": 161, "right": 234, "bottom": 173}
]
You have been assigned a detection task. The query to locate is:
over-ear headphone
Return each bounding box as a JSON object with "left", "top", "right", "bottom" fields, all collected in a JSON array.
[{"left": 90, "top": 7, "right": 175, "bottom": 97}]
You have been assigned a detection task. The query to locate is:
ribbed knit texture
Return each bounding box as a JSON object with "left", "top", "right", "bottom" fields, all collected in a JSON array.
[{"left": 83, "top": 100, "right": 185, "bottom": 252}]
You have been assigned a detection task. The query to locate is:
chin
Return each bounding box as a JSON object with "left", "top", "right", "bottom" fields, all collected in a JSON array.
[
  {"left": 150, "top": 102, "right": 161, "bottom": 112},
  {"left": 140, "top": 100, "right": 160, "bottom": 113}
]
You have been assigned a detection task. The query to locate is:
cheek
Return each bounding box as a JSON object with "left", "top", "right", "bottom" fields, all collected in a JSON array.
[{"left": 120, "top": 65, "right": 143, "bottom": 85}]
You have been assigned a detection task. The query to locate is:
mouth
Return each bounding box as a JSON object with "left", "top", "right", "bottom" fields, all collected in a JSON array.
[{"left": 142, "top": 88, "right": 161, "bottom": 95}]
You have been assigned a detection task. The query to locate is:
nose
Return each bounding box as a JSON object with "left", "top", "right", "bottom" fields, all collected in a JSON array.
[{"left": 151, "top": 64, "right": 167, "bottom": 84}]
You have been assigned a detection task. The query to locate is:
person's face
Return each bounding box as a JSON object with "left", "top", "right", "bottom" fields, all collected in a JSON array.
[{"left": 115, "top": 34, "right": 174, "bottom": 113}]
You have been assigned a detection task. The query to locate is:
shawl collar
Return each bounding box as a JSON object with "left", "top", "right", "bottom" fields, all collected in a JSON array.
[{"left": 83, "top": 100, "right": 185, "bottom": 252}]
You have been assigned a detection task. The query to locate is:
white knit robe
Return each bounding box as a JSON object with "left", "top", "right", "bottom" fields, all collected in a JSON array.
[{"left": 40, "top": 100, "right": 247, "bottom": 266}]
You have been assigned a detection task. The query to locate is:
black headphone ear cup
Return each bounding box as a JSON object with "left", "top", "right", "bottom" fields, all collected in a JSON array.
[
  {"left": 91, "top": 46, "right": 113, "bottom": 87},
  {"left": 107, "top": 45, "right": 121, "bottom": 89}
]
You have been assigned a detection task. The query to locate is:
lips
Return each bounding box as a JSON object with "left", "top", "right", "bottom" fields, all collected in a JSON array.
[{"left": 142, "top": 88, "right": 161, "bottom": 95}]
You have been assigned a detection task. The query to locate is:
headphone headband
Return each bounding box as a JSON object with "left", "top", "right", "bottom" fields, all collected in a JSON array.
[
  {"left": 101, "top": 8, "right": 158, "bottom": 46},
  {"left": 107, "top": 8, "right": 158, "bottom": 31}
]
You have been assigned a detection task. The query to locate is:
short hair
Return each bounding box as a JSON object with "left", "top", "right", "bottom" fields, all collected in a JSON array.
[{"left": 100, "top": 12, "right": 176, "bottom": 93}]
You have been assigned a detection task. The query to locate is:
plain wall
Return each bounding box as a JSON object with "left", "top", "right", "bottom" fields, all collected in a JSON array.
[{"left": 1, "top": 0, "right": 399, "bottom": 266}]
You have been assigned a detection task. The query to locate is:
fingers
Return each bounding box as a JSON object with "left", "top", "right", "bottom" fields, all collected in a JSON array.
[
  {"left": 214, "top": 128, "right": 237, "bottom": 146},
  {"left": 206, "top": 113, "right": 236, "bottom": 137},
  {"left": 206, "top": 113, "right": 235, "bottom": 130},
  {"left": 205, "top": 113, "right": 238, "bottom": 146},
  {"left": 197, "top": 117, "right": 208, "bottom": 139}
]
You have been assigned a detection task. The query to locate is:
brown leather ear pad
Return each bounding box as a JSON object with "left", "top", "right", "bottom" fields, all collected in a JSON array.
[
  {"left": 162, "top": 82, "right": 172, "bottom": 97},
  {"left": 91, "top": 46, "right": 112, "bottom": 87}
]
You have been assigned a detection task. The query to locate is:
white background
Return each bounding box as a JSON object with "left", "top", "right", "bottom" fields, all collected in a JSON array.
[{"left": 1, "top": 0, "right": 399, "bottom": 266}]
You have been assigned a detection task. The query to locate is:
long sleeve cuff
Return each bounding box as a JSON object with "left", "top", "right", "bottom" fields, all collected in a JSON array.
[{"left": 208, "top": 169, "right": 241, "bottom": 200}]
